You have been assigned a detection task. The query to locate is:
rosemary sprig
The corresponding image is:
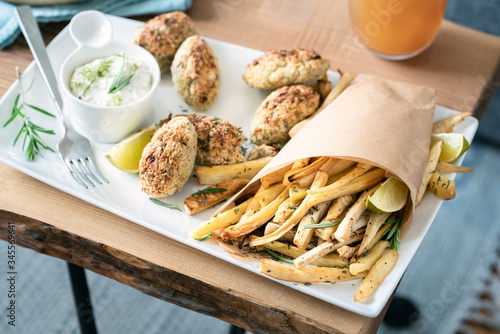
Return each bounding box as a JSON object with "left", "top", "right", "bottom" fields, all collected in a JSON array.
[
  {"left": 303, "top": 221, "right": 341, "bottom": 229},
  {"left": 108, "top": 53, "right": 135, "bottom": 94},
  {"left": 149, "top": 198, "right": 181, "bottom": 211},
  {"left": 192, "top": 188, "right": 227, "bottom": 196},
  {"left": 3, "top": 68, "right": 55, "bottom": 161},
  {"left": 265, "top": 248, "right": 294, "bottom": 264},
  {"left": 382, "top": 216, "right": 402, "bottom": 250}
]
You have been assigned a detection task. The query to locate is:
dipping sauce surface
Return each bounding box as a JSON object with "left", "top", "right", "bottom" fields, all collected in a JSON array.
[{"left": 70, "top": 53, "right": 152, "bottom": 107}]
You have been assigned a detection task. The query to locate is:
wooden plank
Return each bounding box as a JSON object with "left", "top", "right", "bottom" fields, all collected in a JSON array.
[{"left": 0, "top": 166, "right": 386, "bottom": 334}]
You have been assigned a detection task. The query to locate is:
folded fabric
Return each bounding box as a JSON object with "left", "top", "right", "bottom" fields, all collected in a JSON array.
[{"left": 0, "top": 0, "right": 193, "bottom": 50}]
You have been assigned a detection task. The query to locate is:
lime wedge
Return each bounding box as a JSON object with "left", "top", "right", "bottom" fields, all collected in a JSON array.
[
  {"left": 104, "top": 123, "right": 158, "bottom": 173},
  {"left": 431, "top": 133, "right": 470, "bottom": 163},
  {"left": 366, "top": 177, "right": 408, "bottom": 213}
]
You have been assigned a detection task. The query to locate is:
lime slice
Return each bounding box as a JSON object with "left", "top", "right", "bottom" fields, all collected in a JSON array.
[
  {"left": 104, "top": 123, "right": 158, "bottom": 173},
  {"left": 431, "top": 133, "right": 470, "bottom": 163},
  {"left": 366, "top": 177, "right": 408, "bottom": 213}
]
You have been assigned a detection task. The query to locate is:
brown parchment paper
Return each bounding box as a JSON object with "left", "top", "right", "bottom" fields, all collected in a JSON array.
[{"left": 220, "top": 74, "right": 436, "bottom": 239}]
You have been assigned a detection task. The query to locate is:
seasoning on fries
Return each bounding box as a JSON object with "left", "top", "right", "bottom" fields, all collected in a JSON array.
[{"left": 189, "top": 75, "right": 474, "bottom": 303}]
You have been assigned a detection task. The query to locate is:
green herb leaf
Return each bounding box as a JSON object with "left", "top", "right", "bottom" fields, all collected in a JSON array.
[
  {"left": 192, "top": 188, "right": 227, "bottom": 196},
  {"left": 26, "top": 104, "right": 55, "bottom": 117},
  {"left": 194, "top": 232, "right": 212, "bottom": 241},
  {"left": 150, "top": 198, "right": 181, "bottom": 211},
  {"left": 383, "top": 216, "right": 402, "bottom": 251},
  {"left": 303, "top": 221, "right": 341, "bottom": 229},
  {"left": 265, "top": 248, "right": 294, "bottom": 264},
  {"left": 5, "top": 69, "right": 55, "bottom": 161},
  {"left": 108, "top": 73, "right": 135, "bottom": 94}
]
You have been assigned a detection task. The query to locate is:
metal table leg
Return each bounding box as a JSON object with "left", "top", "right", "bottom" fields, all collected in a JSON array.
[{"left": 67, "top": 262, "right": 98, "bottom": 334}]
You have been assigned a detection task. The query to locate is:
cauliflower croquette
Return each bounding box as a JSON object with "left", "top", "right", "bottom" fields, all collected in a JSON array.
[
  {"left": 250, "top": 85, "right": 320, "bottom": 145},
  {"left": 184, "top": 114, "right": 245, "bottom": 166},
  {"left": 171, "top": 35, "right": 221, "bottom": 111},
  {"left": 243, "top": 49, "right": 329, "bottom": 90},
  {"left": 134, "top": 12, "right": 196, "bottom": 73},
  {"left": 139, "top": 117, "right": 197, "bottom": 197}
]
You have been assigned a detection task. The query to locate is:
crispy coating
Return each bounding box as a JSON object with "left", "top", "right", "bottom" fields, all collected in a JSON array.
[
  {"left": 171, "top": 36, "right": 221, "bottom": 111},
  {"left": 184, "top": 114, "right": 245, "bottom": 166},
  {"left": 250, "top": 85, "right": 320, "bottom": 145},
  {"left": 139, "top": 117, "right": 197, "bottom": 197},
  {"left": 247, "top": 144, "right": 278, "bottom": 161},
  {"left": 243, "top": 49, "right": 329, "bottom": 90},
  {"left": 134, "top": 12, "right": 196, "bottom": 72}
]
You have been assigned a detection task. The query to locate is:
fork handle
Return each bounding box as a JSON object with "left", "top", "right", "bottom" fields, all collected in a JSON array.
[{"left": 15, "top": 6, "right": 64, "bottom": 119}]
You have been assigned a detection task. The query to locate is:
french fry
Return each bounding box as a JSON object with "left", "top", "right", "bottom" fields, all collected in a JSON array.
[
  {"left": 296, "top": 157, "right": 338, "bottom": 188},
  {"left": 356, "top": 212, "right": 391, "bottom": 257},
  {"left": 297, "top": 162, "right": 356, "bottom": 190},
  {"left": 221, "top": 187, "right": 289, "bottom": 239},
  {"left": 273, "top": 198, "right": 299, "bottom": 223},
  {"left": 324, "top": 195, "right": 356, "bottom": 222},
  {"left": 314, "top": 210, "right": 345, "bottom": 241},
  {"left": 306, "top": 168, "right": 386, "bottom": 208},
  {"left": 317, "top": 78, "right": 332, "bottom": 103},
  {"left": 354, "top": 250, "right": 398, "bottom": 302},
  {"left": 289, "top": 184, "right": 308, "bottom": 202},
  {"left": 259, "top": 258, "right": 367, "bottom": 284},
  {"left": 428, "top": 172, "right": 456, "bottom": 200},
  {"left": 254, "top": 183, "right": 287, "bottom": 208},
  {"left": 308, "top": 162, "right": 373, "bottom": 196},
  {"left": 189, "top": 199, "right": 251, "bottom": 239},
  {"left": 350, "top": 210, "right": 371, "bottom": 232},
  {"left": 350, "top": 240, "right": 390, "bottom": 275},
  {"left": 292, "top": 167, "right": 333, "bottom": 249},
  {"left": 294, "top": 200, "right": 332, "bottom": 249},
  {"left": 337, "top": 245, "right": 359, "bottom": 259},
  {"left": 184, "top": 178, "right": 249, "bottom": 215},
  {"left": 365, "top": 223, "right": 392, "bottom": 252},
  {"left": 195, "top": 156, "right": 273, "bottom": 185},
  {"left": 334, "top": 184, "right": 381, "bottom": 243},
  {"left": 289, "top": 72, "right": 355, "bottom": 138},
  {"left": 292, "top": 158, "right": 311, "bottom": 169},
  {"left": 436, "top": 161, "right": 473, "bottom": 174},
  {"left": 264, "top": 223, "right": 296, "bottom": 242},
  {"left": 294, "top": 228, "right": 365, "bottom": 268},
  {"left": 283, "top": 156, "right": 330, "bottom": 185},
  {"left": 416, "top": 140, "right": 443, "bottom": 205},
  {"left": 432, "top": 111, "right": 473, "bottom": 134},
  {"left": 259, "top": 240, "right": 348, "bottom": 267},
  {"left": 261, "top": 164, "right": 293, "bottom": 188}
]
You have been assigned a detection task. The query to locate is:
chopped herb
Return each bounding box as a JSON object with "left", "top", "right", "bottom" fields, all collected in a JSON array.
[
  {"left": 109, "top": 73, "right": 135, "bottom": 94},
  {"left": 192, "top": 188, "right": 227, "bottom": 196},
  {"left": 194, "top": 232, "right": 212, "bottom": 241},
  {"left": 234, "top": 208, "right": 239, "bottom": 214},
  {"left": 150, "top": 198, "right": 181, "bottom": 211},
  {"left": 265, "top": 248, "right": 294, "bottom": 264},
  {"left": 303, "top": 221, "right": 341, "bottom": 229},
  {"left": 304, "top": 283, "right": 312, "bottom": 286}
]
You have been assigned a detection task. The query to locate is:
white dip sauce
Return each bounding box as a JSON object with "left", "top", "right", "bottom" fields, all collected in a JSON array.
[{"left": 70, "top": 53, "right": 152, "bottom": 107}]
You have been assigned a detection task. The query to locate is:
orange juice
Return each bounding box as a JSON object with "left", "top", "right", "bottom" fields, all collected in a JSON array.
[{"left": 349, "top": 0, "right": 447, "bottom": 59}]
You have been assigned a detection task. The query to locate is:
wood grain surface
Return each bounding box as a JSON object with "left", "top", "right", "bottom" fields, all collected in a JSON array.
[{"left": 1, "top": 1, "right": 500, "bottom": 333}]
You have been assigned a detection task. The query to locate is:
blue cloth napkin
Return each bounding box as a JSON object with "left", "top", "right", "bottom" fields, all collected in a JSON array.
[{"left": 0, "top": 0, "right": 193, "bottom": 50}]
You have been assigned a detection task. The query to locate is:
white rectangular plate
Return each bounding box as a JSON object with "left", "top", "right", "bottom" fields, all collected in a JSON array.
[{"left": 0, "top": 14, "right": 478, "bottom": 318}]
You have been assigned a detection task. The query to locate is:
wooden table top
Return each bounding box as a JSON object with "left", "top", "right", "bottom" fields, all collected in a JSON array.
[{"left": 1, "top": 1, "right": 500, "bottom": 333}]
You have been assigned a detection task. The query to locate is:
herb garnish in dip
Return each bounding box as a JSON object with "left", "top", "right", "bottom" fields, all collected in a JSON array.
[{"left": 70, "top": 53, "right": 152, "bottom": 107}]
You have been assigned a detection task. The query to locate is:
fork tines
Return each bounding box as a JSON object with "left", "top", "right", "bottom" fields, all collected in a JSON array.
[{"left": 64, "top": 157, "right": 109, "bottom": 189}]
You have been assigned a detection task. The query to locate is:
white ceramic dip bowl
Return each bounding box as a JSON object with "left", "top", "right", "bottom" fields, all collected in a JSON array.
[{"left": 60, "top": 10, "right": 160, "bottom": 143}]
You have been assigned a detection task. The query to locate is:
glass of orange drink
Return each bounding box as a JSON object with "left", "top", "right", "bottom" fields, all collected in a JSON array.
[{"left": 349, "top": 0, "right": 448, "bottom": 60}]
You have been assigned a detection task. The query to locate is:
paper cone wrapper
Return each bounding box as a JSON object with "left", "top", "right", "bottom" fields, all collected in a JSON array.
[{"left": 219, "top": 74, "right": 436, "bottom": 238}]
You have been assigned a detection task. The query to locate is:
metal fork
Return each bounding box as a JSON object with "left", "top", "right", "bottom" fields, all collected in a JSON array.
[{"left": 15, "top": 6, "right": 108, "bottom": 189}]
